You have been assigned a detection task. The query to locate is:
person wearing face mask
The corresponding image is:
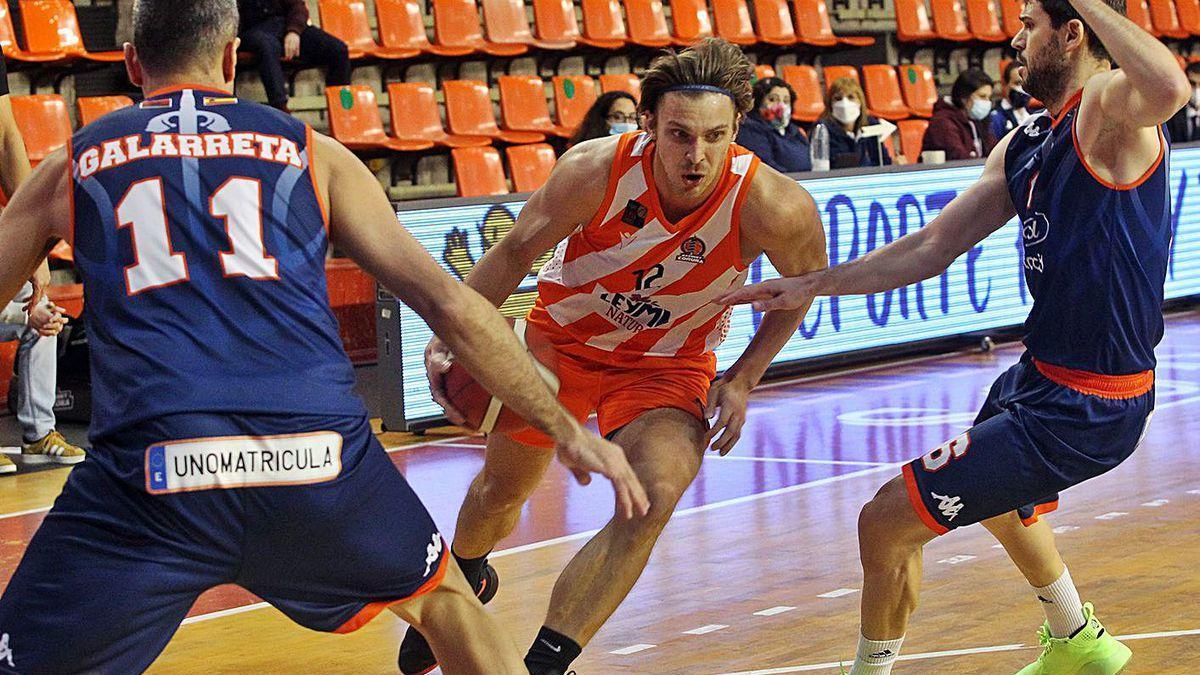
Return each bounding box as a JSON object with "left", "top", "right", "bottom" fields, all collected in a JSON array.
[
  {"left": 991, "top": 60, "right": 1036, "bottom": 139},
  {"left": 922, "top": 68, "right": 998, "bottom": 160},
  {"left": 1166, "top": 61, "right": 1200, "bottom": 143},
  {"left": 568, "top": 91, "right": 640, "bottom": 147},
  {"left": 816, "top": 77, "right": 892, "bottom": 168},
  {"left": 735, "top": 76, "right": 812, "bottom": 173}
]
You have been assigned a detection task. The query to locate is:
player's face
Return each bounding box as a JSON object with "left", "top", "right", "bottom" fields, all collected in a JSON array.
[
  {"left": 1012, "top": 1, "right": 1072, "bottom": 104},
  {"left": 645, "top": 92, "right": 739, "bottom": 200}
]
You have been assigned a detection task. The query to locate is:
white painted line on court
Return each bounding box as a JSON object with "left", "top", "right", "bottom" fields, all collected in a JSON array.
[
  {"left": 708, "top": 456, "right": 890, "bottom": 467},
  {"left": 719, "top": 628, "right": 1200, "bottom": 674},
  {"left": 1189, "top": 489, "right": 1200, "bottom": 495},
  {"left": 754, "top": 606, "right": 797, "bottom": 617},
  {"left": 1052, "top": 525, "right": 1080, "bottom": 534},
  {"left": 816, "top": 588, "right": 859, "bottom": 599},
  {"left": 1141, "top": 499, "right": 1169, "bottom": 507},
  {"left": 610, "top": 643, "right": 656, "bottom": 655},
  {"left": 0, "top": 505, "right": 51, "bottom": 521},
  {"left": 181, "top": 602, "right": 270, "bottom": 625},
  {"left": 683, "top": 624, "right": 729, "bottom": 635},
  {"left": 937, "top": 555, "right": 977, "bottom": 565},
  {"left": 1095, "top": 512, "right": 1129, "bottom": 520}
]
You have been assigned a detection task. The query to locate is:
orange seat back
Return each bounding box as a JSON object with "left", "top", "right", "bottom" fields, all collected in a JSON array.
[
  {"left": 580, "top": 0, "right": 628, "bottom": 41},
  {"left": 862, "top": 65, "right": 912, "bottom": 120},
  {"left": 482, "top": 0, "right": 535, "bottom": 44},
  {"left": 965, "top": 0, "right": 1006, "bottom": 40},
  {"left": 998, "top": 0, "right": 1023, "bottom": 35},
  {"left": 553, "top": 76, "right": 598, "bottom": 130},
  {"left": 10, "top": 94, "right": 71, "bottom": 164},
  {"left": 823, "top": 65, "right": 859, "bottom": 91},
  {"left": 1175, "top": 0, "right": 1200, "bottom": 33},
  {"left": 624, "top": 0, "right": 672, "bottom": 44},
  {"left": 670, "top": 0, "right": 714, "bottom": 42},
  {"left": 531, "top": 0, "right": 582, "bottom": 41},
  {"left": 507, "top": 143, "right": 557, "bottom": 192},
  {"left": 452, "top": 146, "right": 508, "bottom": 196},
  {"left": 318, "top": 0, "right": 379, "bottom": 53},
  {"left": 1147, "top": 0, "right": 1187, "bottom": 36},
  {"left": 498, "top": 75, "right": 555, "bottom": 131},
  {"left": 387, "top": 82, "right": 447, "bottom": 141},
  {"left": 1126, "top": 0, "right": 1157, "bottom": 33},
  {"left": 710, "top": 0, "right": 757, "bottom": 44},
  {"left": 433, "top": 0, "right": 486, "bottom": 47},
  {"left": 897, "top": 63, "right": 938, "bottom": 117},
  {"left": 781, "top": 65, "right": 825, "bottom": 122},
  {"left": 898, "top": 119, "right": 929, "bottom": 163},
  {"left": 444, "top": 80, "right": 502, "bottom": 136},
  {"left": 930, "top": 0, "right": 973, "bottom": 39},
  {"left": 793, "top": 0, "right": 838, "bottom": 44},
  {"left": 752, "top": 0, "right": 798, "bottom": 43},
  {"left": 895, "top": 0, "right": 937, "bottom": 41},
  {"left": 755, "top": 64, "right": 777, "bottom": 80},
  {"left": 599, "top": 73, "right": 642, "bottom": 100},
  {"left": 20, "top": 0, "right": 84, "bottom": 55},
  {"left": 0, "top": 4, "right": 21, "bottom": 57},
  {"left": 376, "top": 0, "right": 435, "bottom": 50},
  {"left": 325, "top": 86, "right": 389, "bottom": 144},
  {"left": 77, "top": 95, "right": 134, "bottom": 126}
]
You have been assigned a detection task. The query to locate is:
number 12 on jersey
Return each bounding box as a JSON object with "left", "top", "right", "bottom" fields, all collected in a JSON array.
[{"left": 116, "top": 176, "right": 279, "bottom": 295}]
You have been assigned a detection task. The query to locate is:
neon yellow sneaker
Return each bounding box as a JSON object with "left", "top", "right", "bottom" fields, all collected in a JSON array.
[
  {"left": 1016, "top": 602, "right": 1131, "bottom": 675},
  {"left": 22, "top": 430, "right": 85, "bottom": 465},
  {"left": 0, "top": 453, "right": 14, "bottom": 474}
]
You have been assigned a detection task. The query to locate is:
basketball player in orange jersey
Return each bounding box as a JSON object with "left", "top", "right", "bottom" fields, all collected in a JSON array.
[{"left": 400, "top": 38, "right": 828, "bottom": 675}]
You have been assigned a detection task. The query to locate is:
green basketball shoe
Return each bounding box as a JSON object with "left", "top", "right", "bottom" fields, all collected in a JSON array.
[{"left": 1016, "top": 602, "right": 1131, "bottom": 675}]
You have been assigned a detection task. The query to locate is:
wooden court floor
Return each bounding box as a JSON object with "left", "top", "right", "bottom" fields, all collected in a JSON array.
[{"left": 2, "top": 311, "right": 1199, "bottom": 673}]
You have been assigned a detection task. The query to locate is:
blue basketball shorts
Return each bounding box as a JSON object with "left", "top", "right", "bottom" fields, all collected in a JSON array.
[
  {"left": 902, "top": 354, "right": 1155, "bottom": 535},
  {"left": 0, "top": 413, "right": 447, "bottom": 674}
]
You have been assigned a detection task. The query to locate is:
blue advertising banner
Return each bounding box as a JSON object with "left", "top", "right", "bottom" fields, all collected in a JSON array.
[{"left": 394, "top": 149, "right": 1200, "bottom": 423}]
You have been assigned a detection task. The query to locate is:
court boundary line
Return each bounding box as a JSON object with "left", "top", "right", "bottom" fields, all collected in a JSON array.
[{"left": 718, "top": 628, "right": 1200, "bottom": 674}]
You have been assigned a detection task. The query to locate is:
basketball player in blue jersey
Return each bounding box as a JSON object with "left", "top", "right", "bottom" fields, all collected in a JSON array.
[
  {"left": 723, "top": 0, "right": 1186, "bottom": 672},
  {"left": 0, "top": 1, "right": 648, "bottom": 672}
]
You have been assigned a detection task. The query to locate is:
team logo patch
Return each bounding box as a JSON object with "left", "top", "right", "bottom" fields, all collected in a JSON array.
[
  {"left": 620, "top": 199, "right": 648, "bottom": 229},
  {"left": 1022, "top": 211, "right": 1051, "bottom": 246},
  {"left": 145, "top": 431, "right": 343, "bottom": 494},
  {"left": 676, "top": 236, "right": 707, "bottom": 264},
  {"left": 599, "top": 291, "right": 672, "bottom": 331}
]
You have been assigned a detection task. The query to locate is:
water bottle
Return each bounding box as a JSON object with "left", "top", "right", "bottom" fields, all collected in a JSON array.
[{"left": 810, "top": 123, "right": 830, "bottom": 172}]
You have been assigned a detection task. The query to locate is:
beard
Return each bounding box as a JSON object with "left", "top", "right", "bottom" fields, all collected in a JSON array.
[{"left": 1021, "top": 35, "right": 1071, "bottom": 105}]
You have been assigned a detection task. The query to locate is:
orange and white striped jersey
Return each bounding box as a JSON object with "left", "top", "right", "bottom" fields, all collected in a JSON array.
[{"left": 527, "top": 132, "right": 760, "bottom": 366}]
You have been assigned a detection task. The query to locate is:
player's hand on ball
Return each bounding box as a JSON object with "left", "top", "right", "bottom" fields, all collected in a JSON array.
[
  {"left": 704, "top": 377, "right": 750, "bottom": 456},
  {"left": 554, "top": 426, "right": 650, "bottom": 520},
  {"left": 719, "top": 274, "right": 820, "bottom": 312},
  {"left": 424, "top": 336, "right": 467, "bottom": 426}
]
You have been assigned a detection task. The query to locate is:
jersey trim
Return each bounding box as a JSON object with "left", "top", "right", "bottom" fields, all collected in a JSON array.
[
  {"left": 144, "top": 83, "right": 235, "bottom": 99},
  {"left": 332, "top": 547, "right": 449, "bottom": 634},
  {"left": 728, "top": 155, "right": 761, "bottom": 272},
  {"left": 306, "top": 125, "right": 330, "bottom": 234},
  {"left": 1049, "top": 89, "right": 1083, "bottom": 130},
  {"left": 65, "top": 134, "right": 76, "bottom": 247},
  {"left": 1032, "top": 358, "right": 1154, "bottom": 398},
  {"left": 1070, "top": 120, "right": 1165, "bottom": 191},
  {"left": 583, "top": 132, "right": 640, "bottom": 231}
]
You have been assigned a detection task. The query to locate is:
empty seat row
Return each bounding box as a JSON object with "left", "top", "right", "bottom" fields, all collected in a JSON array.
[
  {"left": 894, "top": 0, "right": 1020, "bottom": 44},
  {"left": 766, "top": 62, "right": 938, "bottom": 123},
  {"left": 9, "top": 94, "right": 134, "bottom": 166},
  {"left": 315, "top": 0, "right": 873, "bottom": 61},
  {"left": 0, "top": 0, "right": 121, "bottom": 67},
  {"left": 452, "top": 144, "right": 558, "bottom": 196}
]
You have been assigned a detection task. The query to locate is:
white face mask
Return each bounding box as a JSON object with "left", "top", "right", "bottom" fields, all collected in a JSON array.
[
  {"left": 609, "top": 122, "right": 638, "bottom": 135},
  {"left": 969, "top": 98, "right": 992, "bottom": 121},
  {"left": 1191, "top": 86, "right": 1200, "bottom": 110},
  {"left": 832, "top": 99, "right": 860, "bottom": 125}
]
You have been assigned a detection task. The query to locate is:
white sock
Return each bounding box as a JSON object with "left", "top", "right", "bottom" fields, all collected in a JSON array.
[
  {"left": 849, "top": 634, "right": 904, "bottom": 675},
  {"left": 1034, "top": 567, "right": 1087, "bottom": 638}
]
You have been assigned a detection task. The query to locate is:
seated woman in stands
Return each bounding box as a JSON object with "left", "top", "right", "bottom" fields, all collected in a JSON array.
[
  {"left": 815, "top": 77, "right": 892, "bottom": 168},
  {"left": 568, "top": 91, "right": 639, "bottom": 146},
  {"left": 735, "top": 77, "right": 812, "bottom": 173}
]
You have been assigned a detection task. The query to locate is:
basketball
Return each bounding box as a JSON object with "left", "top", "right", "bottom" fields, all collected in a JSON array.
[{"left": 442, "top": 318, "right": 560, "bottom": 434}]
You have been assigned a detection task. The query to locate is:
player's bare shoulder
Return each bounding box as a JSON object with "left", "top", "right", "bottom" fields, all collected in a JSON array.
[
  {"left": 738, "top": 162, "right": 820, "bottom": 248},
  {"left": 527, "top": 133, "right": 624, "bottom": 224}
]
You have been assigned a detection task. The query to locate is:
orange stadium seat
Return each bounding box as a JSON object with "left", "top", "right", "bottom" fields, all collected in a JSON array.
[
  {"left": 77, "top": 95, "right": 134, "bottom": 126},
  {"left": 898, "top": 118, "right": 929, "bottom": 163},
  {"left": 579, "top": 0, "right": 628, "bottom": 48},
  {"left": 432, "top": 0, "right": 528, "bottom": 55},
  {"left": 10, "top": 94, "right": 71, "bottom": 166},
  {"left": 443, "top": 80, "right": 546, "bottom": 144},
  {"left": 552, "top": 76, "right": 599, "bottom": 132},
  {"left": 452, "top": 146, "right": 509, "bottom": 196},
  {"left": 965, "top": 0, "right": 1009, "bottom": 41},
  {"left": 375, "top": 0, "right": 473, "bottom": 55},
  {"left": 999, "top": 0, "right": 1023, "bottom": 35},
  {"left": 751, "top": 0, "right": 798, "bottom": 45},
  {"left": 781, "top": 65, "right": 825, "bottom": 122},
  {"left": 19, "top": 0, "right": 122, "bottom": 61},
  {"left": 897, "top": 63, "right": 938, "bottom": 117},
  {"left": 1148, "top": 0, "right": 1189, "bottom": 37},
  {"left": 755, "top": 63, "right": 777, "bottom": 80},
  {"left": 823, "top": 65, "right": 860, "bottom": 90},
  {"left": 1126, "top": 0, "right": 1158, "bottom": 34},
  {"left": 710, "top": 0, "right": 758, "bottom": 45},
  {"left": 895, "top": 0, "right": 938, "bottom": 42},
  {"left": 386, "top": 82, "right": 492, "bottom": 147},
  {"left": 498, "top": 75, "right": 573, "bottom": 138},
  {"left": 507, "top": 143, "right": 557, "bottom": 192},
  {"left": 319, "top": 0, "right": 414, "bottom": 59},
  {"left": 325, "top": 86, "right": 434, "bottom": 152},
  {"left": 794, "top": 0, "right": 875, "bottom": 47},
  {"left": 623, "top": 0, "right": 673, "bottom": 47},
  {"left": 862, "top": 65, "right": 913, "bottom": 121},
  {"left": 483, "top": 0, "right": 573, "bottom": 50},
  {"left": 930, "top": 0, "right": 974, "bottom": 41},
  {"left": 1175, "top": 0, "right": 1200, "bottom": 34},
  {"left": 670, "top": 0, "right": 715, "bottom": 44},
  {"left": 600, "top": 73, "right": 642, "bottom": 99},
  {"left": 0, "top": 4, "right": 61, "bottom": 62},
  {"left": 529, "top": 0, "right": 581, "bottom": 48}
]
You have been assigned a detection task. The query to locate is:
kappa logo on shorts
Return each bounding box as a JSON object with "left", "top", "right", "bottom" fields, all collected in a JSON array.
[
  {"left": 931, "top": 492, "right": 964, "bottom": 521},
  {"left": 676, "top": 236, "right": 707, "bottom": 264},
  {"left": 0, "top": 632, "right": 14, "bottom": 668},
  {"left": 423, "top": 533, "right": 444, "bottom": 577}
]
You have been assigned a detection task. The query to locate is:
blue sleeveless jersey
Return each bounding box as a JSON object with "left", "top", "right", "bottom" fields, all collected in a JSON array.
[
  {"left": 70, "top": 86, "right": 366, "bottom": 439},
  {"left": 1004, "top": 90, "right": 1172, "bottom": 375}
]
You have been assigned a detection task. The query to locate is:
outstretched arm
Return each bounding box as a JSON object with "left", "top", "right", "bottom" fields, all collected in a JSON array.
[
  {"left": 0, "top": 149, "right": 69, "bottom": 308},
  {"left": 721, "top": 133, "right": 1017, "bottom": 311}
]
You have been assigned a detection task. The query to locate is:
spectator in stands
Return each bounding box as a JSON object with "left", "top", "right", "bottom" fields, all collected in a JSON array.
[
  {"left": 568, "top": 91, "right": 639, "bottom": 146},
  {"left": 815, "top": 77, "right": 891, "bottom": 168},
  {"left": 236, "top": 0, "right": 351, "bottom": 112},
  {"left": 922, "top": 68, "right": 996, "bottom": 161},
  {"left": 0, "top": 58, "right": 84, "bottom": 474},
  {"left": 736, "top": 77, "right": 812, "bottom": 174},
  {"left": 991, "top": 61, "right": 1034, "bottom": 139},
  {"left": 1167, "top": 61, "right": 1200, "bottom": 143}
]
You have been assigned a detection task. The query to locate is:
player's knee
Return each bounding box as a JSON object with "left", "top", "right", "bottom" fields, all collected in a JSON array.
[
  {"left": 857, "top": 479, "right": 912, "bottom": 563},
  {"left": 632, "top": 478, "right": 689, "bottom": 528},
  {"left": 471, "top": 471, "right": 538, "bottom": 514}
]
